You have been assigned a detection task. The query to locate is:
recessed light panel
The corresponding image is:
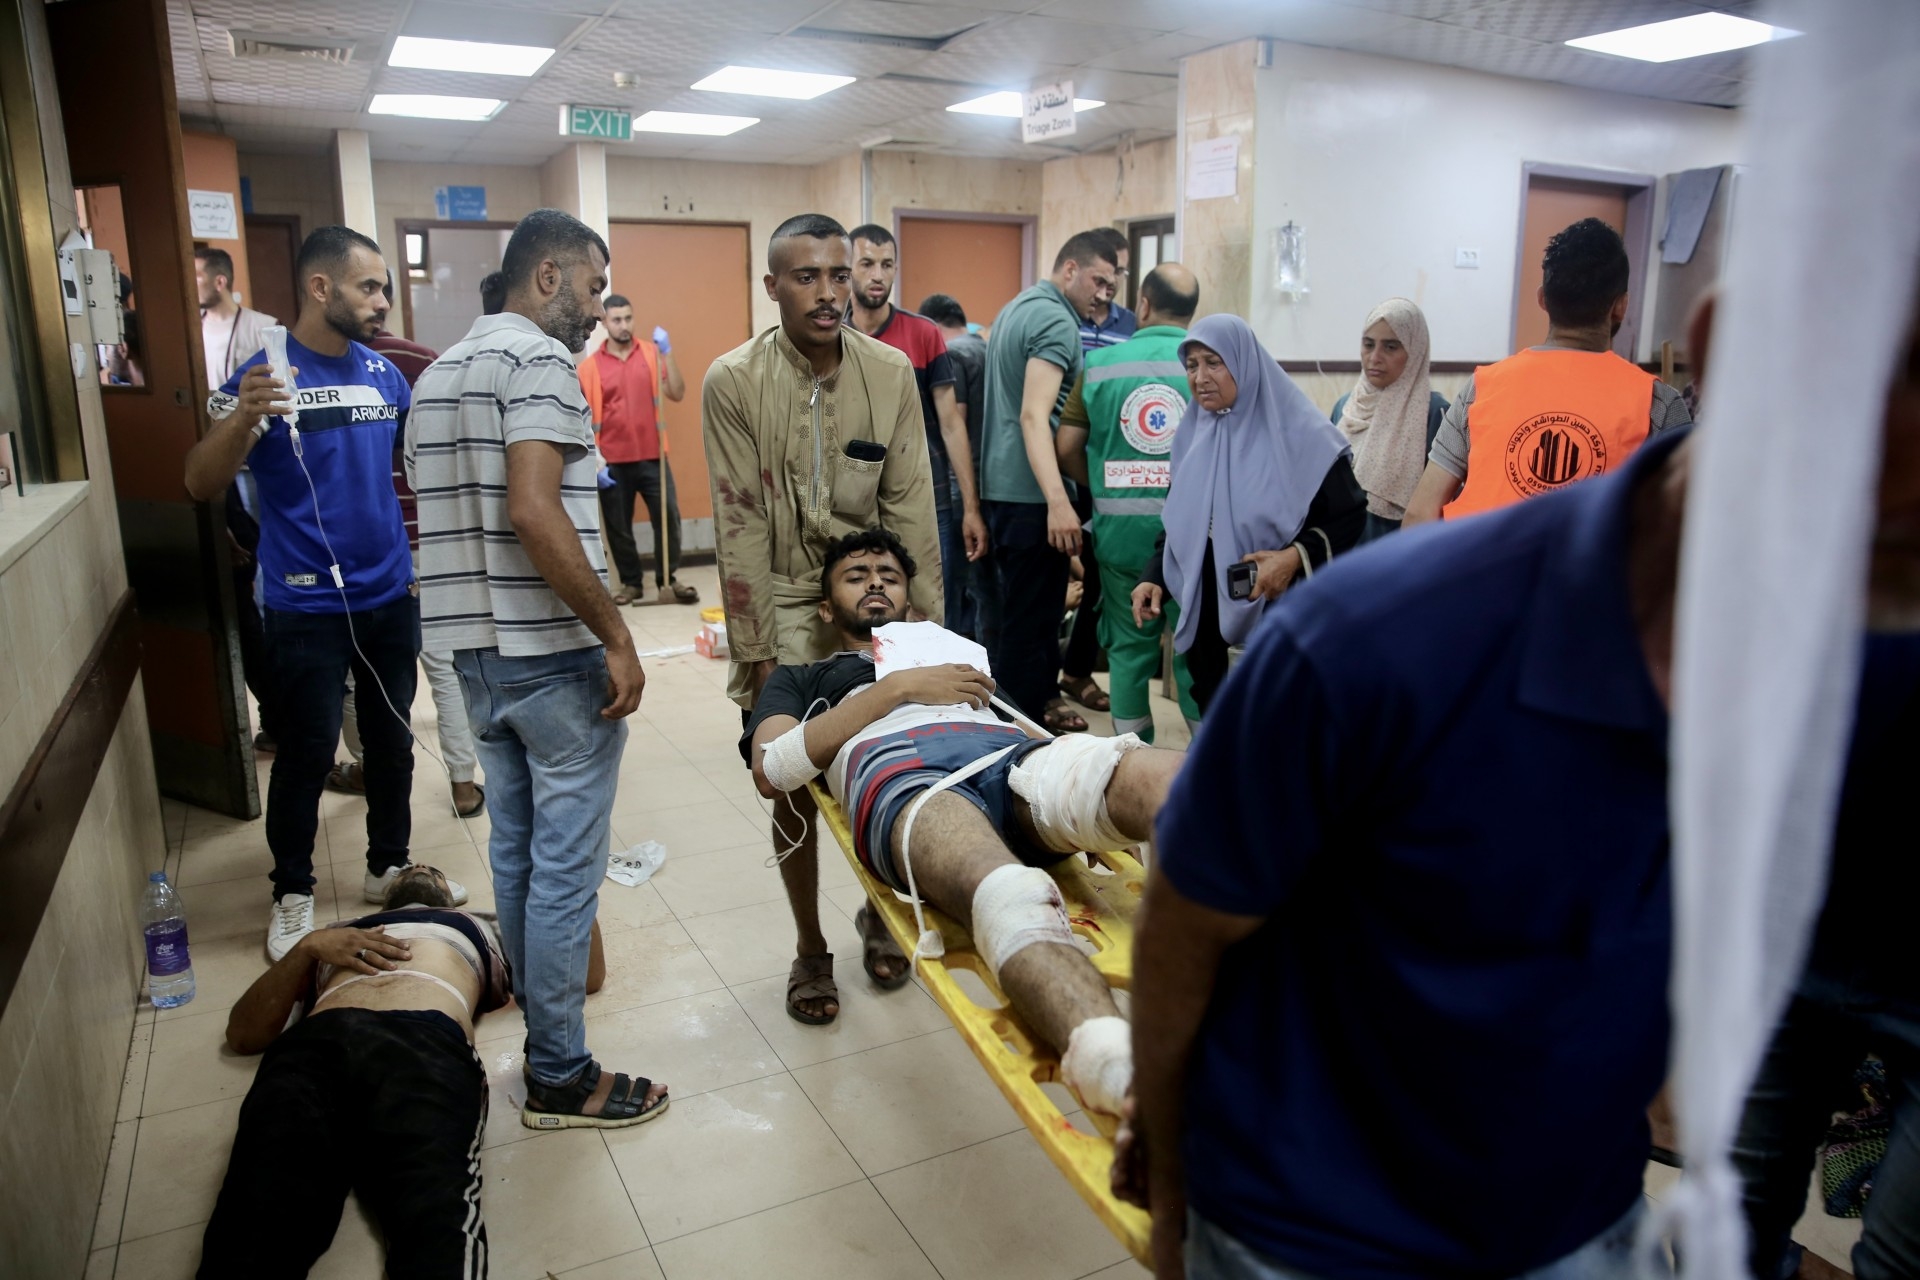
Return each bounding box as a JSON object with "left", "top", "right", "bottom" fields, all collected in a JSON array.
[
  {"left": 946, "top": 90, "right": 1104, "bottom": 118},
  {"left": 632, "top": 110, "right": 760, "bottom": 136},
  {"left": 1566, "top": 13, "right": 1788, "bottom": 63},
  {"left": 369, "top": 94, "right": 505, "bottom": 121},
  {"left": 389, "top": 35, "right": 554, "bottom": 76},
  {"left": 691, "top": 66, "right": 855, "bottom": 99}
]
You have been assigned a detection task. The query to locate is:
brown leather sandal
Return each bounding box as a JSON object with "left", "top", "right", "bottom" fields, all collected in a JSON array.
[
  {"left": 1060, "top": 674, "right": 1111, "bottom": 713},
  {"left": 786, "top": 953, "right": 839, "bottom": 1024}
]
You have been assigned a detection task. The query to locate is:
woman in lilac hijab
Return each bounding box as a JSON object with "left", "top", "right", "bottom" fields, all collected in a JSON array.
[{"left": 1132, "top": 314, "right": 1368, "bottom": 712}]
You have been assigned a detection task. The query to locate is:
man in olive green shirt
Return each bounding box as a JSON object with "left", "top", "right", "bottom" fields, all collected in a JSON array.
[
  {"left": 703, "top": 212, "right": 942, "bottom": 1025},
  {"left": 977, "top": 231, "right": 1118, "bottom": 731}
]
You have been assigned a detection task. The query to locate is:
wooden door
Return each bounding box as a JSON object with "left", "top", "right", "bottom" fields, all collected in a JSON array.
[
  {"left": 897, "top": 217, "right": 1027, "bottom": 330},
  {"left": 605, "top": 221, "right": 753, "bottom": 528},
  {"left": 244, "top": 215, "right": 300, "bottom": 325},
  {"left": 49, "top": 0, "right": 257, "bottom": 816},
  {"left": 1514, "top": 178, "right": 1630, "bottom": 354}
]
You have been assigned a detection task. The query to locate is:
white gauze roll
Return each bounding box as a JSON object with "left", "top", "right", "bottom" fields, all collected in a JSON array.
[
  {"left": 759, "top": 723, "right": 823, "bottom": 793},
  {"left": 970, "top": 864, "right": 1076, "bottom": 980},
  {"left": 1061, "top": 1015, "right": 1132, "bottom": 1117},
  {"left": 1008, "top": 732, "right": 1147, "bottom": 853}
]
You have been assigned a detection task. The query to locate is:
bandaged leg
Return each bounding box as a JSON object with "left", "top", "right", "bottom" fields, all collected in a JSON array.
[
  {"left": 1061, "top": 1015, "right": 1132, "bottom": 1117},
  {"left": 1008, "top": 733, "right": 1149, "bottom": 854},
  {"left": 970, "top": 864, "right": 1077, "bottom": 979},
  {"left": 900, "top": 795, "right": 1128, "bottom": 1113}
]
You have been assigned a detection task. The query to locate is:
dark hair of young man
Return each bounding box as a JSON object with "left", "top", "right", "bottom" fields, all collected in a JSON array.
[
  {"left": 1087, "top": 226, "right": 1128, "bottom": 257},
  {"left": 768, "top": 212, "right": 849, "bottom": 267},
  {"left": 296, "top": 226, "right": 383, "bottom": 283},
  {"left": 196, "top": 246, "right": 236, "bottom": 285},
  {"left": 848, "top": 223, "right": 895, "bottom": 250},
  {"left": 479, "top": 271, "right": 506, "bottom": 316},
  {"left": 501, "top": 208, "right": 610, "bottom": 293},
  {"left": 1053, "top": 230, "right": 1121, "bottom": 274},
  {"left": 381, "top": 865, "right": 456, "bottom": 910},
  {"left": 603, "top": 293, "right": 631, "bottom": 311},
  {"left": 818, "top": 527, "right": 917, "bottom": 599},
  {"left": 1139, "top": 267, "right": 1199, "bottom": 320},
  {"left": 919, "top": 293, "right": 967, "bottom": 328},
  {"left": 1540, "top": 217, "right": 1631, "bottom": 328}
]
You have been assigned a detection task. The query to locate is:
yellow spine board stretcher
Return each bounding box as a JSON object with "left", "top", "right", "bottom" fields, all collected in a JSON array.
[{"left": 809, "top": 780, "right": 1151, "bottom": 1262}]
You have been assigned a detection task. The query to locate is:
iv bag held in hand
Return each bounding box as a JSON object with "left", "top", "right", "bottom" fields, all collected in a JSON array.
[{"left": 261, "top": 325, "right": 299, "bottom": 426}]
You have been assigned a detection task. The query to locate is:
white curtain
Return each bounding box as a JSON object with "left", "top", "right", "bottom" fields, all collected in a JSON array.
[{"left": 1661, "top": 2, "right": 1920, "bottom": 1277}]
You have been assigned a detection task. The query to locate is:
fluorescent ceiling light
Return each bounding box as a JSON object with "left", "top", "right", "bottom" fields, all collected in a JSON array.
[
  {"left": 369, "top": 94, "right": 505, "bottom": 121},
  {"left": 633, "top": 110, "right": 759, "bottom": 136},
  {"left": 1566, "top": 13, "right": 1789, "bottom": 63},
  {"left": 389, "top": 35, "right": 554, "bottom": 76},
  {"left": 946, "top": 90, "right": 1104, "bottom": 117},
  {"left": 691, "top": 65, "right": 855, "bottom": 99}
]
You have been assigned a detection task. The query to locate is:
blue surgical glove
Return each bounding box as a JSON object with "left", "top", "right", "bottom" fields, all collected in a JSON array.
[
  {"left": 596, "top": 466, "right": 615, "bottom": 490},
  {"left": 652, "top": 325, "right": 670, "bottom": 353}
]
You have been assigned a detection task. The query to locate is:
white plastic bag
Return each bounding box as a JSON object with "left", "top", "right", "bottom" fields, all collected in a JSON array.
[{"left": 606, "top": 840, "right": 666, "bottom": 887}]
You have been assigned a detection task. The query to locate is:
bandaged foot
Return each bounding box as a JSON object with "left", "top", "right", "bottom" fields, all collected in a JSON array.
[
  {"left": 1009, "top": 732, "right": 1147, "bottom": 853},
  {"left": 1061, "top": 1015, "right": 1132, "bottom": 1117}
]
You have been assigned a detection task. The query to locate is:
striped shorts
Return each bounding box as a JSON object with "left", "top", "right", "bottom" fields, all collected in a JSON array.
[{"left": 844, "top": 720, "right": 1055, "bottom": 892}]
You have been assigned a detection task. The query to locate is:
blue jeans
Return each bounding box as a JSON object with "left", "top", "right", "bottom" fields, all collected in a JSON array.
[
  {"left": 454, "top": 645, "right": 626, "bottom": 1086},
  {"left": 265, "top": 594, "right": 419, "bottom": 898},
  {"left": 1185, "top": 1201, "right": 1657, "bottom": 1280},
  {"left": 1733, "top": 967, "right": 1920, "bottom": 1280}
]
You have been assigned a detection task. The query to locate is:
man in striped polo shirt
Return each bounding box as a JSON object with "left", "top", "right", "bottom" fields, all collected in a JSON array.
[{"left": 408, "top": 209, "right": 669, "bottom": 1130}]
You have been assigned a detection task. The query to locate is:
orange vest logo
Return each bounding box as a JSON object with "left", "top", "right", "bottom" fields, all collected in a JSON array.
[{"left": 1503, "top": 411, "right": 1608, "bottom": 498}]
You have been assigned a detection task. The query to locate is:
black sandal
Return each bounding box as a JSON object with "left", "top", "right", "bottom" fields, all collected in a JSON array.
[
  {"left": 856, "top": 905, "right": 911, "bottom": 990},
  {"left": 522, "top": 1060, "right": 669, "bottom": 1131}
]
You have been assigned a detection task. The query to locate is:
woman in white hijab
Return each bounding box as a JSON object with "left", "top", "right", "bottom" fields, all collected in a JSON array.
[{"left": 1333, "top": 298, "right": 1448, "bottom": 540}]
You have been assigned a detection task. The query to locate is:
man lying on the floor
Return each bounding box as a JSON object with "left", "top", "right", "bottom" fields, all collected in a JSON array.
[
  {"left": 198, "top": 866, "right": 609, "bottom": 1279},
  {"left": 740, "top": 526, "right": 1182, "bottom": 1115}
]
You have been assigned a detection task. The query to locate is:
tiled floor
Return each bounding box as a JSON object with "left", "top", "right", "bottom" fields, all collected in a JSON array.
[
  {"left": 87, "top": 564, "right": 1170, "bottom": 1280},
  {"left": 83, "top": 562, "right": 1866, "bottom": 1279}
]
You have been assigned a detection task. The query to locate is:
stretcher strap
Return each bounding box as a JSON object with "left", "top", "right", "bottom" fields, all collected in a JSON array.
[{"left": 895, "top": 743, "right": 1021, "bottom": 964}]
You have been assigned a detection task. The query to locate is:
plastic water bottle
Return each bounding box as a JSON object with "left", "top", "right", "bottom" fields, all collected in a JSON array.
[{"left": 142, "top": 871, "right": 195, "bottom": 1008}]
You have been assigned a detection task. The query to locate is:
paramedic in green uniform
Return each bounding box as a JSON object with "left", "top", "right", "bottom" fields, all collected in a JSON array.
[{"left": 1056, "top": 264, "right": 1202, "bottom": 742}]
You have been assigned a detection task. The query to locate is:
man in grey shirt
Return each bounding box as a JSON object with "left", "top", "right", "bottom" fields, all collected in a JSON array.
[{"left": 408, "top": 209, "right": 669, "bottom": 1131}]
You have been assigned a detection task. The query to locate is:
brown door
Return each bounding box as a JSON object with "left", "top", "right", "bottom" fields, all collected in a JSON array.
[
  {"left": 897, "top": 217, "right": 1027, "bottom": 330},
  {"left": 605, "top": 221, "right": 753, "bottom": 534},
  {"left": 49, "top": 0, "right": 257, "bottom": 816},
  {"left": 1514, "top": 178, "right": 1630, "bottom": 354},
  {"left": 244, "top": 215, "right": 300, "bottom": 325}
]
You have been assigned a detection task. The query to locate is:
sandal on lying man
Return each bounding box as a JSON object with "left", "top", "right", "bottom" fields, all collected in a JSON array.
[
  {"left": 856, "top": 904, "right": 911, "bottom": 990},
  {"left": 522, "top": 1060, "right": 669, "bottom": 1130}
]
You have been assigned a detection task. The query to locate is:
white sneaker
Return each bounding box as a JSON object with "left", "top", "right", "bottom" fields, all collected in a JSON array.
[
  {"left": 364, "top": 862, "right": 470, "bottom": 906},
  {"left": 267, "top": 894, "right": 315, "bottom": 961}
]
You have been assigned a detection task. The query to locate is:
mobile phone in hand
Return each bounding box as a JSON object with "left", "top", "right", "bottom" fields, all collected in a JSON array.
[{"left": 1227, "top": 560, "right": 1257, "bottom": 601}]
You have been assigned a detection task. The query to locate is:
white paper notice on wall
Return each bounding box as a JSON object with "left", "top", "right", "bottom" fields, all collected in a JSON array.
[
  {"left": 187, "top": 189, "right": 239, "bottom": 239},
  {"left": 1023, "top": 81, "right": 1077, "bottom": 144},
  {"left": 1186, "top": 136, "right": 1240, "bottom": 201}
]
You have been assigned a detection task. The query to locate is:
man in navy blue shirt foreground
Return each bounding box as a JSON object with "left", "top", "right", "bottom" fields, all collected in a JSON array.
[
  {"left": 187, "top": 226, "right": 462, "bottom": 963},
  {"left": 1124, "top": 290, "right": 1920, "bottom": 1279}
]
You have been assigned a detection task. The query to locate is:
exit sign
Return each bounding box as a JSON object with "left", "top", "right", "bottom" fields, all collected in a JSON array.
[{"left": 560, "top": 105, "right": 632, "bottom": 141}]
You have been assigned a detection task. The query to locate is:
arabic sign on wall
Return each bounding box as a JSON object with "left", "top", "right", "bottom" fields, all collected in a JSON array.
[
  {"left": 187, "top": 189, "right": 239, "bottom": 239},
  {"left": 1023, "top": 80, "right": 1076, "bottom": 144}
]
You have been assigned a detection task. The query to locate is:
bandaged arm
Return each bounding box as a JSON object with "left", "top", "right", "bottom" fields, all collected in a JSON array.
[{"left": 747, "top": 664, "right": 997, "bottom": 798}]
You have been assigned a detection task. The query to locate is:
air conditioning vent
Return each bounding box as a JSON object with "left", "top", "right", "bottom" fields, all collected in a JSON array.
[{"left": 226, "top": 30, "right": 358, "bottom": 64}]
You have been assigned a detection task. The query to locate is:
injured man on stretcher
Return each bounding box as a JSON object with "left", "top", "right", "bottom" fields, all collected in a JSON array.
[{"left": 740, "top": 527, "right": 1183, "bottom": 1116}]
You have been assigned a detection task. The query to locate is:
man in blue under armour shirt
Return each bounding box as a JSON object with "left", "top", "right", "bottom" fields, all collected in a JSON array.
[{"left": 187, "top": 226, "right": 464, "bottom": 962}]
